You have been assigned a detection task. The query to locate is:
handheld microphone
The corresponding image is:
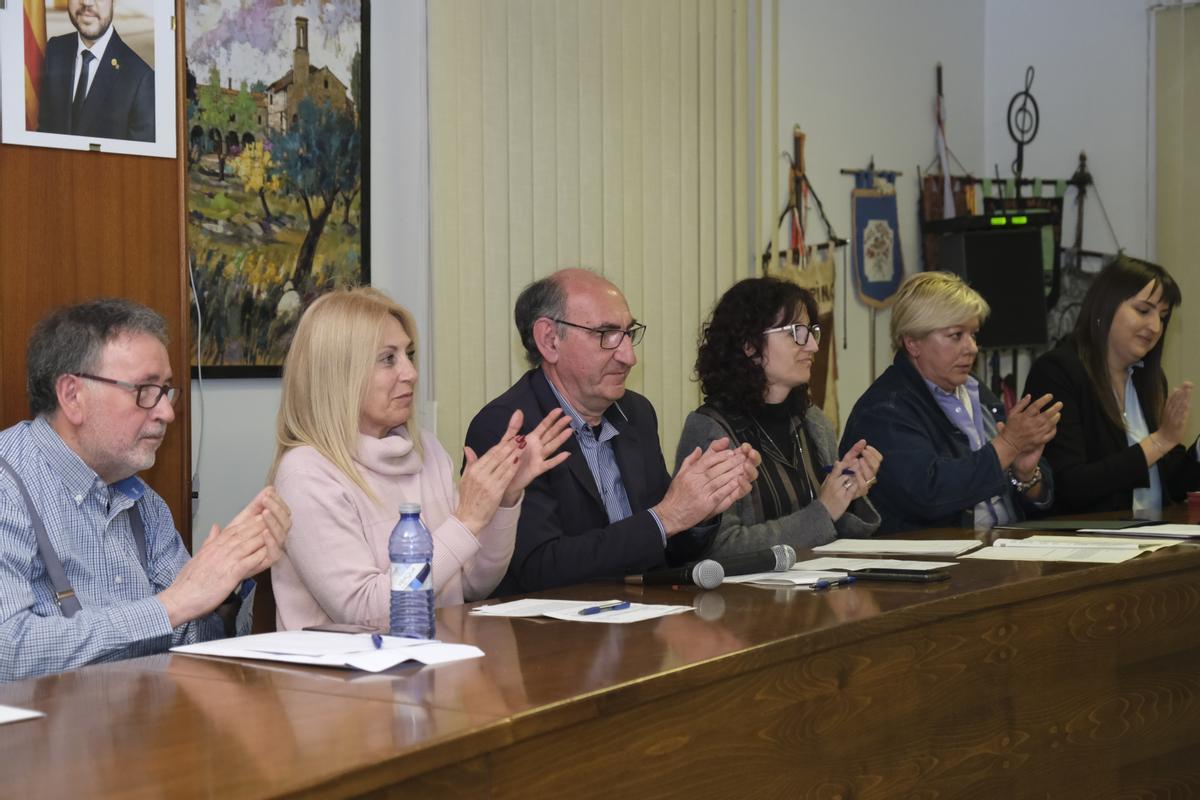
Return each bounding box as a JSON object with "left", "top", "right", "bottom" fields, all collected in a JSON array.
[
  {"left": 625, "top": 559, "right": 724, "bottom": 590},
  {"left": 711, "top": 544, "right": 796, "bottom": 576}
]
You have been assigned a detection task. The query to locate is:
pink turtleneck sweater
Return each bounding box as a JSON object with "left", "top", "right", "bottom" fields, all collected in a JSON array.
[{"left": 271, "top": 426, "right": 518, "bottom": 631}]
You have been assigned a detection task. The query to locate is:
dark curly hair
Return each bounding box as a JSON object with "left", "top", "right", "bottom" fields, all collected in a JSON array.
[{"left": 695, "top": 277, "right": 819, "bottom": 415}]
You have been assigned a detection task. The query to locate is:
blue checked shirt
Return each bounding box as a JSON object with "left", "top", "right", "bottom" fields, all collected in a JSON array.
[
  {"left": 545, "top": 380, "right": 668, "bottom": 545},
  {"left": 0, "top": 417, "right": 224, "bottom": 682}
]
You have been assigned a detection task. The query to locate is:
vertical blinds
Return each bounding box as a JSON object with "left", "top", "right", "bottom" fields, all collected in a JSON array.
[
  {"left": 428, "top": 0, "right": 765, "bottom": 459},
  {"left": 1155, "top": 3, "right": 1200, "bottom": 445}
]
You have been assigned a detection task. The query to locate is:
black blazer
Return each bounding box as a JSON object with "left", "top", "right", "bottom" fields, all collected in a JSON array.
[
  {"left": 465, "top": 369, "right": 696, "bottom": 596},
  {"left": 1024, "top": 342, "right": 1200, "bottom": 514},
  {"left": 38, "top": 29, "right": 155, "bottom": 142}
]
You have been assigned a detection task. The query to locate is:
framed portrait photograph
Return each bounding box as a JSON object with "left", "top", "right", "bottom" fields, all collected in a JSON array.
[
  {"left": 0, "top": 0, "right": 177, "bottom": 157},
  {"left": 185, "top": 0, "right": 368, "bottom": 377}
]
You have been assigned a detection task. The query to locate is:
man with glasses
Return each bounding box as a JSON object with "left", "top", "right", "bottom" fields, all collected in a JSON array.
[
  {"left": 0, "top": 299, "right": 290, "bottom": 681},
  {"left": 466, "top": 269, "right": 758, "bottom": 595}
]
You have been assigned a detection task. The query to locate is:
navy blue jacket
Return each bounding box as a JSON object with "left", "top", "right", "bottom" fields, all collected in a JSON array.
[
  {"left": 38, "top": 29, "right": 155, "bottom": 142},
  {"left": 841, "top": 352, "right": 1052, "bottom": 534},
  {"left": 465, "top": 369, "right": 707, "bottom": 597}
]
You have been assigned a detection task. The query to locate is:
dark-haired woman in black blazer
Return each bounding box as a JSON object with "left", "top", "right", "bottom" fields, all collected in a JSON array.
[{"left": 1025, "top": 255, "right": 1199, "bottom": 514}]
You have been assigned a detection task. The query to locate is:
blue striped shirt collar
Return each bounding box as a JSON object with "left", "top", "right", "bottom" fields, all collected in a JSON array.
[{"left": 542, "top": 372, "right": 626, "bottom": 442}]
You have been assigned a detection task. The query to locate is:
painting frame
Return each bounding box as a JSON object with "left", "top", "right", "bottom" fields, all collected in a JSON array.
[
  {"left": 184, "top": 0, "right": 370, "bottom": 378},
  {"left": 0, "top": 0, "right": 178, "bottom": 157}
]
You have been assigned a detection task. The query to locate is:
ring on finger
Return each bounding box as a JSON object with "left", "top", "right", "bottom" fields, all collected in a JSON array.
[
  {"left": 866, "top": 477, "right": 878, "bottom": 487},
  {"left": 842, "top": 479, "right": 854, "bottom": 490}
]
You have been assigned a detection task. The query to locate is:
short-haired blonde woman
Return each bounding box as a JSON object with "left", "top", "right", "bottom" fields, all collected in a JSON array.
[
  {"left": 269, "top": 288, "right": 570, "bottom": 631},
  {"left": 840, "top": 272, "right": 1061, "bottom": 533}
]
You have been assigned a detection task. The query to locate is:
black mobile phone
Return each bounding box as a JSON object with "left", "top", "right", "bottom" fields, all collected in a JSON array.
[
  {"left": 302, "top": 623, "right": 382, "bottom": 634},
  {"left": 848, "top": 569, "right": 950, "bottom": 583}
]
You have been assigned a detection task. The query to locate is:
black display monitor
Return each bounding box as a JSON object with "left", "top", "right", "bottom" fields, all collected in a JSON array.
[{"left": 936, "top": 228, "right": 1048, "bottom": 348}]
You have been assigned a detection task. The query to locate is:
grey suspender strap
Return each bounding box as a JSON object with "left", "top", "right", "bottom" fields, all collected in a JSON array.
[{"left": 0, "top": 455, "right": 148, "bottom": 618}]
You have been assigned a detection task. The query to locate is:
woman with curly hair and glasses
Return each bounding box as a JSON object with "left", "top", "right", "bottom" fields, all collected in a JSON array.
[{"left": 675, "top": 278, "right": 881, "bottom": 558}]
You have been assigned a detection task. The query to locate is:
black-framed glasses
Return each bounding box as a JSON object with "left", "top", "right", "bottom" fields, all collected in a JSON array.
[
  {"left": 551, "top": 318, "right": 647, "bottom": 349},
  {"left": 763, "top": 322, "right": 822, "bottom": 346},
  {"left": 73, "top": 373, "right": 178, "bottom": 409}
]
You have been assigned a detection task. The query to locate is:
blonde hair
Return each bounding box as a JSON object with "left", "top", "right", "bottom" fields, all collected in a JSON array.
[
  {"left": 890, "top": 271, "right": 990, "bottom": 351},
  {"left": 268, "top": 287, "right": 421, "bottom": 503}
]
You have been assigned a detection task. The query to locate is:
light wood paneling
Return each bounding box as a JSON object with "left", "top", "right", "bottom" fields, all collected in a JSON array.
[
  {"left": 1156, "top": 4, "right": 1200, "bottom": 446},
  {"left": 428, "top": 0, "right": 762, "bottom": 456},
  {"left": 0, "top": 1, "right": 191, "bottom": 542}
]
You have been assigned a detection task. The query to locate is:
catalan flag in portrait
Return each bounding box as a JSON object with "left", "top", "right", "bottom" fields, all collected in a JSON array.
[{"left": 23, "top": 0, "right": 47, "bottom": 130}]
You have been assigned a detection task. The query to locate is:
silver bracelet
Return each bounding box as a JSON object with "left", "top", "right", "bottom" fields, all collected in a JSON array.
[{"left": 1008, "top": 465, "right": 1042, "bottom": 493}]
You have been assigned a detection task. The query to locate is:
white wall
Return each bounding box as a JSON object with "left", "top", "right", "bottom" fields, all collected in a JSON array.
[
  {"left": 775, "top": 0, "right": 988, "bottom": 428},
  {"left": 984, "top": 0, "right": 1153, "bottom": 259},
  {"left": 189, "top": 0, "right": 430, "bottom": 542},
  {"left": 982, "top": 0, "right": 1153, "bottom": 391}
]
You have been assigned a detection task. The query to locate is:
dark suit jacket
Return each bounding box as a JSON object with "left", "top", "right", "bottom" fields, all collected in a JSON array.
[
  {"left": 1024, "top": 342, "right": 1200, "bottom": 513},
  {"left": 465, "top": 369, "right": 702, "bottom": 597},
  {"left": 38, "top": 29, "right": 155, "bottom": 142},
  {"left": 840, "top": 351, "right": 1052, "bottom": 534}
]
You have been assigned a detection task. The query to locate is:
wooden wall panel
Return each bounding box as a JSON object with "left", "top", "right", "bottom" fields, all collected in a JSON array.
[{"left": 0, "top": 2, "right": 191, "bottom": 543}]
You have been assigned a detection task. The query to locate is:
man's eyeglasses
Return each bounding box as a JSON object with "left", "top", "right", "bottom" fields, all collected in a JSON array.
[
  {"left": 73, "top": 373, "right": 178, "bottom": 409},
  {"left": 551, "top": 319, "right": 647, "bottom": 349},
  {"left": 763, "top": 322, "right": 822, "bottom": 346}
]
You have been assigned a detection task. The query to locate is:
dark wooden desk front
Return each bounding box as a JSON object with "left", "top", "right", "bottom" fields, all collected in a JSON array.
[{"left": 4, "top": 512, "right": 1200, "bottom": 798}]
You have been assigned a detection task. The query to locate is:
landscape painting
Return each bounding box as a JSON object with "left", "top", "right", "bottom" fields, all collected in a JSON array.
[{"left": 186, "top": 0, "right": 368, "bottom": 375}]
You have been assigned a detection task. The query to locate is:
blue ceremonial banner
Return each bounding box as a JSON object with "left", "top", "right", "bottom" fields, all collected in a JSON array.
[{"left": 851, "top": 175, "right": 904, "bottom": 308}]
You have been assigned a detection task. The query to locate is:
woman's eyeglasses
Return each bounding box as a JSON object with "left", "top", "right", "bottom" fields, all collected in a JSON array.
[{"left": 763, "top": 322, "right": 821, "bottom": 346}]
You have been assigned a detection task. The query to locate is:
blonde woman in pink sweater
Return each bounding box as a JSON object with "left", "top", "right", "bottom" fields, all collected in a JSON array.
[{"left": 269, "top": 288, "right": 570, "bottom": 631}]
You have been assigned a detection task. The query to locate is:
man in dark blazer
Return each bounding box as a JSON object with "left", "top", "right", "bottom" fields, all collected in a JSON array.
[
  {"left": 465, "top": 269, "right": 758, "bottom": 596},
  {"left": 37, "top": 0, "right": 155, "bottom": 142}
]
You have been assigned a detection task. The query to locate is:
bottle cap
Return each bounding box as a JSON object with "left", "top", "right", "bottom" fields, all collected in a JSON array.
[{"left": 398, "top": 502, "right": 422, "bottom": 514}]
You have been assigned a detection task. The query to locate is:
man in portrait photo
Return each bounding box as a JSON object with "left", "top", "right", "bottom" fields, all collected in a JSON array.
[{"left": 37, "top": 0, "right": 155, "bottom": 142}]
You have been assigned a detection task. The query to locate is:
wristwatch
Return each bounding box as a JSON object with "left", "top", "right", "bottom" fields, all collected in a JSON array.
[{"left": 1008, "top": 465, "right": 1042, "bottom": 493}]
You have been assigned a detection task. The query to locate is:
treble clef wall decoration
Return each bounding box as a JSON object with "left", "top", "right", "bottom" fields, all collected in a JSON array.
[{"left": 1007, "top": 65, "right": 1039, "bottom": 182}]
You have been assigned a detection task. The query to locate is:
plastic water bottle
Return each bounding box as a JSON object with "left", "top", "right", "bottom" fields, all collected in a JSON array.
[{"left": 389, "top": 502, "right": 435, "bottom": 639}]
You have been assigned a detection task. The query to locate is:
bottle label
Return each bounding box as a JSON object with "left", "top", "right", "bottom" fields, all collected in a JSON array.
[{"left": 391, "top": 562, "right": 431, "bottom": 592}]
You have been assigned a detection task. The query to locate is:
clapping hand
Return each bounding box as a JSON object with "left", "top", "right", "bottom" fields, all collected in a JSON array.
[
  {"left": 993, "top": 393, "right": 1061, "bottom": 476},
  {"left": 501, "top": 408, "right": 573, "bottom": 507},
  {"left": 457, "top": 434, "right": 521, "bottom": 535},
  {"left": 654, "top": 438, "right": 757, "bottom": 535},
  {"left": 818, "top": 439, "right": 882, "bottom": 521},
  {"left": 1157, "top": 382, "right": 1194, "bottom": 449}
]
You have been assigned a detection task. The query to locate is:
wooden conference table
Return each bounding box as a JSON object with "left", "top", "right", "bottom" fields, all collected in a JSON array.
[{"left": 3, "top": 507, "right": 1200, "bottom": 798}]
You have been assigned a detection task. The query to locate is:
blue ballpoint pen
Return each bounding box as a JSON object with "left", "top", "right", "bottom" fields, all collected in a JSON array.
[
  {"left": 370, "top": 633, "right": 384, "bottom": 649},
  {"left": 578, "top": 600, "right": 632, "bottom": 616},
  {"left": 812, "top": 576, "right": 856, "bottom": 590}
]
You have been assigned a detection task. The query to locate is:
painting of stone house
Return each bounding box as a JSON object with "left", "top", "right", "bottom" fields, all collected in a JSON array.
[{"left": 186, "top": 1, "right": 367, "bottom": 375}]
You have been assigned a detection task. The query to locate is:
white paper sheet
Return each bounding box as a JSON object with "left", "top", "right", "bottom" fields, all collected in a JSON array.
[
  {"left": 0, "top": 705, "right": 44, "bottom": 726},
  {"left": 960, "top": 544, "right": 1141, "bottom": 564},
  {"left": 171, "top": 631, "right": 483, "bottom": 672},
  {"left": 995, "top": 535, "right": 1179, "bottom": 551},
  {"left": 724, "top": 570, "right": 851, "bottom": 587},
  {"left": 1076, "top": 523, "right": 1200, "bottom": 539},
  {"left": 470, "top": 599, "right": 693, "bottom": 623},
  {"left": 812, "top": 539, "right": 982, "bottom": 557},
  {"left": 793, "top": 557, "right": 959, "bottom": 573}
]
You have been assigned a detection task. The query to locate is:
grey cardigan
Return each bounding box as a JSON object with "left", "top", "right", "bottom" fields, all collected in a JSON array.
[{"left": 674, "top": 407, "right": 881, "bottom": 558}]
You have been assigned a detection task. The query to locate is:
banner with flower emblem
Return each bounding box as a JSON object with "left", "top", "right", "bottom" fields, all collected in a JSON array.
[{"left": 850, "top": 174, "right": 904, "bottom": 308}]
